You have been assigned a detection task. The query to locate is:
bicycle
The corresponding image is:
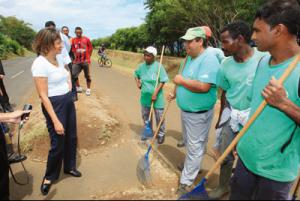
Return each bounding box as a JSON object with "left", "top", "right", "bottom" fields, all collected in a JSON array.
[{"left": 98, "top": 54, "right": 112, "bottom": 68}]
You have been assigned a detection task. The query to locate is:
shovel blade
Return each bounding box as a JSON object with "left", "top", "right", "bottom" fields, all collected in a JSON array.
[
  {"left": 137, "top": 154, "right": 152, "bottom": 187},
  {"left": 179, "top": 179, "right": 210, "bottom": 200},
  {"left": 142, "top": 121, "right": 154, "bottom": 140}
]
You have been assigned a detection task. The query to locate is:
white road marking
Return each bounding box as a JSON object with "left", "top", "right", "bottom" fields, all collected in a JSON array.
[{"left": 10, "top": 70, "right": 25, "bottom": 79}]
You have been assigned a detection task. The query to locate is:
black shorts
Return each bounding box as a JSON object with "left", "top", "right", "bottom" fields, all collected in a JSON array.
[{"left": 72, "top": 63, "right": 91, "bottom": 83}]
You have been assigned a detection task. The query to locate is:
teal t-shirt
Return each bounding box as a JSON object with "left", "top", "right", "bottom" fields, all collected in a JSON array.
[
  {"left": 176, "top": 49, "right": 220, "bottom": 112},
  {"left": 237, "top": 55, "right": 300, "bottom": 182},
  {"left": 217, "top": 48, "right": 268, "bottom": 110},
  {"left": 134, "top": 61, "right": 169, "bottom": 109},
  {"left": 207, "top": 47, "right": 226, "bottom": 64}
]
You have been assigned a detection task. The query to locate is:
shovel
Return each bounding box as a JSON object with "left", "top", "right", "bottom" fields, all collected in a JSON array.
[
  {"left": 292, "top": 177, "right": 300, "bottom": 200},
  {"left": 138, "top": 56, "right": 189, "bottom": 186},
  {"left": 142, "top": 46, "right": 165, "bottom": 140},
  {"left": 137, "top": 100, "right": 172, "bottom": 186},
  {"left": 179, "top": 54, "right": 300, "bottom": 200}
]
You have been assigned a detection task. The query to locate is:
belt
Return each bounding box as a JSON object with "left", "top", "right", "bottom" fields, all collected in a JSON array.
[{"left": 183, "top": 110, "right": 208, "bottom": 114}]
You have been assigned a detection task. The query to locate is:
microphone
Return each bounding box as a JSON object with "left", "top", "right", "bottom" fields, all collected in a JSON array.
[{"left": 20, "top": 104, "right": 32, "bottom": 129}]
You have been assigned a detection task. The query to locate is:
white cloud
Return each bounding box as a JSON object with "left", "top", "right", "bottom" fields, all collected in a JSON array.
[{"left": 0, "top": 0, "right": 146, "bottom": 39}]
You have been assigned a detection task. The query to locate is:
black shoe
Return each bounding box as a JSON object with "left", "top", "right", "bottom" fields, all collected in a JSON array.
[
  {"left": 64, "top": 170, "right": 82, "bottom": 177},
  {"left": 157, "top": 135, "right": 165, "bottom": 145},
  {"left": 41, "top": 178, "right": 52, "bottom": 196},
  {"left": 8, "top": 153, "right": 27, "bottom": 164},
  {"left": 177, "top": 139, "right": 185, "bottom": 148}
]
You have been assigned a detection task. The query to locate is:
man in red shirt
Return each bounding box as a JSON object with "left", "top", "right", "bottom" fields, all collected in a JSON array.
[{"left": 71, "top": 27, "right": 93, "bottom": 96}]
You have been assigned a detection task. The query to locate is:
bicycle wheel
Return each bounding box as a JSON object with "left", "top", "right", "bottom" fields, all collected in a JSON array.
[
  {"left": 104, "top": 59, "right": 112, "bottom": 67},
  {"left": 98, "top": 58, "right": 103, "bottom": 67}
]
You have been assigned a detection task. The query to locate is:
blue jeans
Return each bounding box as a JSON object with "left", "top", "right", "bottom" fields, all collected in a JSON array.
[{"left": 141, "top": 106, "right": 166, "bottom": 137}]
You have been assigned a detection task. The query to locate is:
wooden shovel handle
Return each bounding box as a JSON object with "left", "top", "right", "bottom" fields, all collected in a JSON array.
[
  {"left": 149, "top": 55, "right": 189, "bottom": 147},
  {"left": 293, "top": 176, "right": 300, "bottom": 198},
  {"left": 205, "top": 53, "right": 300, "bottom": 180},
  {"left": 150, "top": 100, "right": 171, "bottom": 147},
  {"left": 148, "top": 46, "right": 166, "bottom": 122}
]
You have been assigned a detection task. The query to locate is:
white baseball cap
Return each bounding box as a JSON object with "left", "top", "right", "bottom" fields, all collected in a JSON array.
[{"left": 144, "top": 46, "right": 157, "bottom": 57}]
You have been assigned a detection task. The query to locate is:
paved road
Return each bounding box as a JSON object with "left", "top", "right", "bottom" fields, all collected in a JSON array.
[{"left": 2, "top": 57, "right": 35, "bottom": 108}]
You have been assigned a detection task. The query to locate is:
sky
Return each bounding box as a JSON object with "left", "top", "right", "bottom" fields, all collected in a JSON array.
[{"left": 0, "top": 0, "right": 147, "bottom": 39}]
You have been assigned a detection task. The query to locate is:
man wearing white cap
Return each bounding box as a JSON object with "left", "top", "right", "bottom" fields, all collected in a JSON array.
[
  {"left": 134, "top": 46, "right": 169, "bottom": 144},
  {"left": 168, "top": 27, "right": 220, "bottom": 195}
]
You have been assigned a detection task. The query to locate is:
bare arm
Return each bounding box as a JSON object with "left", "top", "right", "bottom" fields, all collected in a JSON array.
[
  {"left": 34, "top": 77, "right": 65, "bottom": 135},
  {"left": 152, "top": 83, "right": 165, "bottom": 101},
  {"left": 216, "top": 90, "right": 227, "bottom": 128},
  {"left": 65, "top": 65, "right": 72, "bottom": 91},
  {"left": 135, "top": 77, "right": 142, "bottom": 89},
  {"left": 174, "top": 74, "right": 211, "bottom": 93},
  {"left": 278, "top": 100, "right": 300, "bottom": 125},
  {"left": 0, "top": 111, "right": 30, "bottom": 124}
]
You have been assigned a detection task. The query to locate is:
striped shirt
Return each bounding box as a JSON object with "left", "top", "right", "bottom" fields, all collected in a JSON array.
[{"left": 71, "top": 36, "right": 93, "bottom": 64}]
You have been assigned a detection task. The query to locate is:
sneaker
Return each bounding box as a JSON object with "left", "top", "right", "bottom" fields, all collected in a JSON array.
[
  {"left": 176, "top": 184, "right": 190, "bottom": 197},
  {"left": 86, "top": 89, "right": 91, "bottom": 96},
  {"left": 76, "top": 87, "right": 83, "bottom": 93}
]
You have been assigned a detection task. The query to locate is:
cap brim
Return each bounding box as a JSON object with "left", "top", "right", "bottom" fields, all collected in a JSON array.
[{"left": 180, "top": 35, "right": 197, "bottom": 41}]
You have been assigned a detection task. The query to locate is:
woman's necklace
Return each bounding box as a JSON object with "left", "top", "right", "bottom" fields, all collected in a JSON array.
[{"left": 45, "top": 56, "right": 58, "bottom": 67}]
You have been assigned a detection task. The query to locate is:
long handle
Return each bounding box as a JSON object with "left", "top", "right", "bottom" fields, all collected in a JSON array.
[
  {"left": 149, "top": 56, "right": 189, "bottom": 147},
  {"left": 148, "top": 46, "right": 166, "bottom": 122},
  {"left": 293, "top": 177, "right": 300, "bottom": 200},
  {"left": 205, "top": 53, "right": 300, "bottom": 180},
  {"left": 149, "top": 100, "right": 172, "bottom": 147}
]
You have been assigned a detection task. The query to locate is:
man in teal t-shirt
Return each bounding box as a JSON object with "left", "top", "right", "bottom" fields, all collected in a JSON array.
[
  {"left": 209, "top": 21, "right": 268, "bottom": 199},
  {"left": 134, "top": 46, "right": 169, "bottom": 144},
  {"left": 168, "top": 27, "right": 220, "bottom": 196},
  {"left": 230, "top": 1, "right": 300, "bottom": 200}
]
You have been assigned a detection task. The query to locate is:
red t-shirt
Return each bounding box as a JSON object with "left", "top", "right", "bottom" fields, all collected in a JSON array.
[{"left": 71, "top": 36, "right": 93, "bottom": 64}]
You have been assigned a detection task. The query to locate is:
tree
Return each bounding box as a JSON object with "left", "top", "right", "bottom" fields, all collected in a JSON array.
[
  {"left": 93, "top": 0, "right": 265, "bottom": 56},
  {"left": 0, "top": 16, "right": 36, "bottom": 50}
]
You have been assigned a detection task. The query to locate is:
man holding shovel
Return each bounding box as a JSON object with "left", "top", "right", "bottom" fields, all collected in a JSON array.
[
  {"left": 168, "top": 27, "right": 220, "bottom": 196},
  {"left": 231, "top": 0, "right": 300, "bottom": 199},
  {"left": 134, "top": 46, "right": 169, "bottom": 144},
  {"left": 209, "top": 21, "right": 268, "bottom": 199}
]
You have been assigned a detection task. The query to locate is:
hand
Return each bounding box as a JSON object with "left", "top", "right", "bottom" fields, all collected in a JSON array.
[
  {"left": 168, "top": 92, "right": 176, "bottom": 102},
  {"left": 54, "top": 120, "right": 65, "bottom": 135},
  {"left": 137, "top": 81, "right": 142, "bottom": 89},
  {"left": 7, "top": 110, "right": 31, "bottom": 124},
  {"left": 215, "top": 121, "right": 221, "bottom": 129},
  {"left": 0, "top": 75, "right": 4, "bottom": 79},
  {"left": 262, "top": 77, "right": 288, "bottom": 109},
  {"left": 152, "top": 94, "right": 157, "bottom": 101},
  {"left": 173, "top": 75, "right": 185, "bottom": 85}
]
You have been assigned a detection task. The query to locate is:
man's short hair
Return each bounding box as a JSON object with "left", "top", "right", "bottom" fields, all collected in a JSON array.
[
  {"left": 221, "top": 21, "right": 252, "bottom": 44},
  {"left": 255, "top": 0, "right": 300, "bottom": 37},
  {"left": 75, "top": 27, "right": 82, "bottom": 31},
  {"left": 45, "top": 21, "right": 56, "bottom": 28}
]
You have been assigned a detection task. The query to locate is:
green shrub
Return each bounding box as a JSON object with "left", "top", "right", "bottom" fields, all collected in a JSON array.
[{"left": 0, "top": 33, "right": 25, "bottom": 59}]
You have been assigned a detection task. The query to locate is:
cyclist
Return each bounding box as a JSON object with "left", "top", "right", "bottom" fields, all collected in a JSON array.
[{"left": 98, "top": 44, "right": 107, "bottom": 60}]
